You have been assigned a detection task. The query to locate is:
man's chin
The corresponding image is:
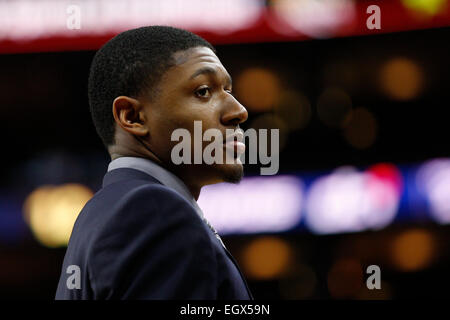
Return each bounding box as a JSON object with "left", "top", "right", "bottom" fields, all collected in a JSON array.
[{"left": 215, "top": 162, "right": 244, "bottom": 184}]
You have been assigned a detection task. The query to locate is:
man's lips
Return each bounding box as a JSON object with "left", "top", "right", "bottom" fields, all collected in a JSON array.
[
  {"left": 225, "top": 140, "right": 246, "bottom": 154},
  {"left": 224, "top": 129, "right": 245, "bottom": 155}
]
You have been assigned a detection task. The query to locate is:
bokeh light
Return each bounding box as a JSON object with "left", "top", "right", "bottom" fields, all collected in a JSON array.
[
  {"left": 235, "top": 67, "right": 281, "bottom": 112},
  {"left": 274, "top": 90, "right": 312, "bottom": 130},
  {"left": 305, "top": 166, "right": 401, "bottom": 234},
  {"left": 242, "top": 236, "right": 293, "bottom": 280},
  {"left": 249, "top": 113, "right": 289, "bottom": 152},
  {"left": 402, "top": 0, "right": 448, "bottom": 16},
  {"left": 316, "top": 87, "right": 353, "bottom": 128},
  {"left": 390, "top": 229, "right": 435, "bottom": 272},
  {"left": 198, "top": 175, "right": 304, "bottom": 234},
  {"left": 23, "top": 184, "right": 93, "bottom": 248},
  {"left": 0, "top": 0, "right": 264, "bottom": 41},
  {"left": 343, "top": 107, "right": 378, "bottom": 149},
  {"left": 272, "top": 0, "right": 356, "bottom": 39},
  {"left": 368, "top": 163, "right": 403, "bottom": 197},
  {"left": 379, "top": 57, "right": 424, "bottom": 100},
  {"left": 416, "top": 158, "right": 450, "bottom": 224},
  {"left": 327, "top": 258, "right": 363, "bottom": 299}
]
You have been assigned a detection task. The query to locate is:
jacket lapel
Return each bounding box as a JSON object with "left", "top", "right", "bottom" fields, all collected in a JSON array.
[{"left": 103, "top": 168, "right": 254, "bottom": 299}]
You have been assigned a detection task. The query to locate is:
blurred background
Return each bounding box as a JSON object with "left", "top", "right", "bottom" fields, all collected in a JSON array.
[{"left": 1, "top": 0, "right": 450, "bottom": 299}]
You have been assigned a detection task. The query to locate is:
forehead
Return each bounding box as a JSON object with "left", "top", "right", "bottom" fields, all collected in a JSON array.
[
  {"left": 166, "top": 46, "right": 230, "bottom": 81},
  {"left": 173, "top": 46, "right": 223, "bottom": 69}
]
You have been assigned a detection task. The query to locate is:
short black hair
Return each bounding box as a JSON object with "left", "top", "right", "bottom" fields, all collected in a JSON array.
[{"left": 88, "top": 26, "right": 215, "bottom": 147}]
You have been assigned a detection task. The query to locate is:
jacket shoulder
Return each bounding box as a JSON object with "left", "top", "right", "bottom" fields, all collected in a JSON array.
[{"left": 85, "top": 182, "right": 217, "bottom": 298}]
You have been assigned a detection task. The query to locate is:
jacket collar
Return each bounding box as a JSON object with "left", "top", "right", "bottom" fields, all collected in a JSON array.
[
  {"left": 103, "top": 157, "right": 206, "bottom": 220},
  {"left": 102, "top": 167, "right": 161, "bottom": 188}
]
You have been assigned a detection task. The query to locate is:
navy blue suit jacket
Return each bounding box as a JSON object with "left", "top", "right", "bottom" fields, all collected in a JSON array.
[{"left": 55, "top": 168, "right": 253, "bottom": 299}]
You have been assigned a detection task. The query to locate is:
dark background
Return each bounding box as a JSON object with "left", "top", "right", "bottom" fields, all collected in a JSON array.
[{"left": 0, "top": 27, "right": 449, "bottom": 299}]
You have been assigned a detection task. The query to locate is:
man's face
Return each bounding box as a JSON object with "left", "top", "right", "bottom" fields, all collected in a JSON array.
[{"left": 140, "top": 46, "right": 248, "bottom": 187}]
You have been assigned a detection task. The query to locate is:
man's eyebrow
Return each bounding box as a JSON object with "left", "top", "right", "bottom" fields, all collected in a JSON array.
[{"left": 189, "top": 66, "right": 232, "bottom": 86}]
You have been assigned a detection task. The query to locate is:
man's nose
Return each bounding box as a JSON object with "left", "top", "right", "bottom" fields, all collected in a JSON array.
[{"left": 221, "top": 98, "right": 248, "bottom": 127}]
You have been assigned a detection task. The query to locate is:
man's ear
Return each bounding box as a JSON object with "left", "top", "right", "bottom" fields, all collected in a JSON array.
[{"left": 112, "top": 96, "right": 148, "bottom": 137}]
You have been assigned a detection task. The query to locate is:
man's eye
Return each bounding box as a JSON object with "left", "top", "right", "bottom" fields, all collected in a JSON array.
[{"left": 195, "top": 87, "right": 211, "bottom": 98}]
